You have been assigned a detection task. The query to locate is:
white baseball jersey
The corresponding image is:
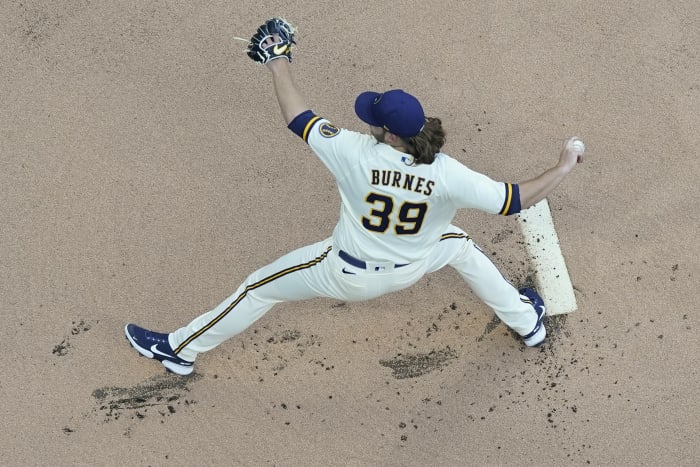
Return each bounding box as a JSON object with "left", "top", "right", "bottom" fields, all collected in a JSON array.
[{"left": 301, "top": 114, "right": 519, "bottom": 263}]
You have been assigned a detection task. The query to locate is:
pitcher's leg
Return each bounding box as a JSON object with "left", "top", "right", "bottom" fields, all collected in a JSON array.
[
  {"left": 427, "top": 226, "right": 539, "bottom": 337},
  {"left": 169, "top": 240, "right": 334, "bottom": 361},
  {"left": 453, "top": 242, "right": 538, "bottom": 336}
]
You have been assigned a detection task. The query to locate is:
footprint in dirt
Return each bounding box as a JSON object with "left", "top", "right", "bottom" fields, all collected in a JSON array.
[
  {"left": 52, "top": 319, "right": 94, "bottom": 356},
  {"left": 91, "top": 373, "right": 202, "bottom": 423},
  {"left": 379, "top": 348, "right": 458, "bottom": 379}
]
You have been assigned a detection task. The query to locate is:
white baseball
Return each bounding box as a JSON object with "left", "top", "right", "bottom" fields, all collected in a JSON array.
[{"left": 572, "top": 139, "right": 585, "bottom": 153}]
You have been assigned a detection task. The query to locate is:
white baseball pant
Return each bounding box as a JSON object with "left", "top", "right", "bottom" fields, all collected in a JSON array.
[{"left": 169, "top": 224, "right": 537, "bottom": 362}]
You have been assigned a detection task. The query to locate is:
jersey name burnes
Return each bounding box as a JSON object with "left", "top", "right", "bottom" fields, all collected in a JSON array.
[{"left": 370, "top": 169, "right": 435, "bottom": 196}]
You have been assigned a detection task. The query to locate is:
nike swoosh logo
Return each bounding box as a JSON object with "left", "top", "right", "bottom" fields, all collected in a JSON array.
[
  {"left": 151, "top": 344, "right": 173, "bottom": 358},
  {"left": 273, "top": 44, "right": 288, "bottom": 55},
  {"left": 342, "top": 268, "right": 356, "bottom": 275}
]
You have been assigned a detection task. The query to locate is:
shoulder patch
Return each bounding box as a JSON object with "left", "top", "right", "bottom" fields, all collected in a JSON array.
[{"left": 319, "top": 122, "right": 340, "bottom": 138}]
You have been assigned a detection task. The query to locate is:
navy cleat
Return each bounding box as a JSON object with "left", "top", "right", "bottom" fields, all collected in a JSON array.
[
  {"left": 518, "top": 287, "right": 547, "bottom": 347},
  {"left": 124, "top": 323, "right": 194, "bottom": 375}
]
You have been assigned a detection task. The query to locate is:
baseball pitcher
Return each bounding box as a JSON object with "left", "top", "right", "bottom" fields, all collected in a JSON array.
[{"left": 125, "top": 19, "right": 585, "bottom": 376}]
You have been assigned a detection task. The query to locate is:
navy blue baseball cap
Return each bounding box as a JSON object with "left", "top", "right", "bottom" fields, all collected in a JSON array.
[{"left": 354, "top": 89, "right": 425, "bottom": 138}]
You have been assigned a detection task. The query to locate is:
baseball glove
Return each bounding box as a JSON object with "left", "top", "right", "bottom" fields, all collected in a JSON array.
[{"left": 245, "top": 18, "right": 296, "bottom": 64}]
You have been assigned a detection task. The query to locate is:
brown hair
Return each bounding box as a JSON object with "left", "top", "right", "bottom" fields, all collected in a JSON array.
[{"left": 405, "top": 117, "right": 446, "bottom": 165}]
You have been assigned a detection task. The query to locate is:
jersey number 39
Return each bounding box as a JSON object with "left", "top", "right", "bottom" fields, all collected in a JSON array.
[{"left": 361, "top": 192, "right": 428, "bottom": 235}]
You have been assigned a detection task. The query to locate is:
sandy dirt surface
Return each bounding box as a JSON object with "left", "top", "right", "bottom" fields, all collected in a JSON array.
[{"left": 1, "top": 1, "right": 698, "bottom": 465}]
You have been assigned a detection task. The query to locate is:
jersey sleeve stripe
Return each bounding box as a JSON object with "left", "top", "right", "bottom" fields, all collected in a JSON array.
[
  {"left": 287, "top": 110, "right": 322, "bottom": 143},
  {"left": 302, "top": 116, "right": 322, "bottom": 142},
  {"left": 499, "top": 183, "right": 522, "bottom": 216},
  {"left": 500, "top": 183, "right": 513, "bottom": 215}
]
